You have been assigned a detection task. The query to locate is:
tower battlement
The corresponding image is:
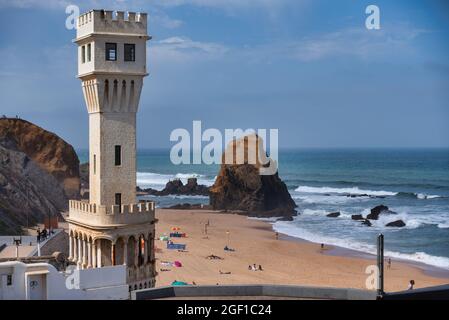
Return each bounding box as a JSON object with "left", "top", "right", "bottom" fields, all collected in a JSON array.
[
  {"left": 68, "top": 200, "right": 155, "bottom": 226},
  {"left": 76, "top": 10, "right": 148, "bottom": 40}
]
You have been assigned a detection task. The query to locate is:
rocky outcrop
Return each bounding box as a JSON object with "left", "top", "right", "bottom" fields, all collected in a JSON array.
[
  {"left": 142, "top": 178, "right": 210, "bottom": 196},
  {"left": 366, "top": 205, "right": 395, "bottom": 220},
  {"left": 209, "top": 134, "right": 297, "bottom": 218},
  {"left": 386, "top": 220, "right": 406, "bottom": 228},
  {"left": 362, "top": 219, "right": 372, "bottom": 227},
  {"left": 326, "top": 212, "right": 340, "bottom": 218},
  {"left": 351, "top": 214, "right": 364, "bottom": 220},
  {"left": 0, "top": 118, "right": 80, "bottom": 234},
  {"left": 0, "top": 119, "right": 80, "bottom": 199}
]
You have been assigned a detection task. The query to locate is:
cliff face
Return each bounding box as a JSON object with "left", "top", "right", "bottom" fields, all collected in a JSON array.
[
  {"left": 0, "top": 118, "right": 80, "bottom": 199},
  {"left": 209, "top": 134, "right": 297, "bottom": 218},
  {"left": 0, "top": 118, "right": 80, "bottom": 234}
]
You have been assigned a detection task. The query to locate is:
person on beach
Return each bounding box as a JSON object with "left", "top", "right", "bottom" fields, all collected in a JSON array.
[
  {"left": 387, "top": 258, "right": 392, "bottom": 269},
  {"left": 320, "top": 243, "right": 325, "bottom": 251},
  {"left": 253, "top": 264, "right": 257, "bottom": 271},
  {"left": 36, "top": 228, "right": 41, "bottom": 243},
  {"left": 258, "top": 265, "right": 263, "bottom": 271},
  {"left": 248, "top": 265, "right": 252, "bottom": 271},
  {"left": 408, "top": 280, "right": 415, "bottom": 290},
  {"left": 275, "top": 232, "right": 279, "bottom": 240}
]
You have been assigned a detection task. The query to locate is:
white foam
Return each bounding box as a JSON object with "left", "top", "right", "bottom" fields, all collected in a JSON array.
[
  {"left": 295, "top": 185, "right": 397, "bottom": 197},
  {"left": 273, "top": 219, "right": 449, "bottom": 269}
]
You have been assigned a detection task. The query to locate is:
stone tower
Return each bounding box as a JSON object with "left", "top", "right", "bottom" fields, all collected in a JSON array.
[{"left": 67, "top": 9, "right": 156, "bottom": 291}]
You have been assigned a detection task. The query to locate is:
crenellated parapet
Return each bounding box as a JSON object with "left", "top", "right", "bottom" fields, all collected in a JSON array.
[
  {"left": 68, "top": 200, "right": 155, "bottom": 227},
  {"left": 77, "top": 10, "right": 148, "bottom": 40}
]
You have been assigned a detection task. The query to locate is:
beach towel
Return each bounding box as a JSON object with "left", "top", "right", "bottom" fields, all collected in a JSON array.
[{"left": 174, "top": 261, "right": 182, "bottom": 267}]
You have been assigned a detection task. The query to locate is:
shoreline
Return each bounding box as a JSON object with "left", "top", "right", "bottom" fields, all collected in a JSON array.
[
  {"left": 155, "top": 209, "right": 449, "bottom": 291},
  {"left": 276, "top": 232, "right": 449, "bottom": 279}
]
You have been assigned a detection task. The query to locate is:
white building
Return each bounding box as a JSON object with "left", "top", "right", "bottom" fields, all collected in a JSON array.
[
  {"left": 66, "top": 9, "right": 156, "bottom": 291},
  {"left": 0, "top": 261, "right": 128, "bottom": 300}
]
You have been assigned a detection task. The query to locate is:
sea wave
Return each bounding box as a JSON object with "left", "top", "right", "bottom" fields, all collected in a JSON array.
[
  {"left": 137, "top": 172, "right": 215, "bottom": 190},
  {"left": 272, "top": 219, "right": 449, "bottom": 269},
  {"left": 299, "top": 208, "right": 449, "bottom": 231},
  {"left": 294, "top": 185, "right": 397, "bottom": 197},
  {"left": 294, "top": 185, "right": 444, "bottom": 200}
]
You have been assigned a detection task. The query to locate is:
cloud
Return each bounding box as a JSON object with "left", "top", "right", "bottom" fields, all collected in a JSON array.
[
  {"left": 151, "top": 36, "right": 228, "bottom": 63},
  {"left": 152, "top": 14, "right": 183, "bottom": 29}
]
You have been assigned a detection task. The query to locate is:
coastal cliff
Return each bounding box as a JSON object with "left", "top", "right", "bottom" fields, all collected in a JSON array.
[
  {"left": 209, "top": 134, "right": 297, "bottom": 218},
  {"left": 0, "top": 118, "right": 80, "bottom": 234}
]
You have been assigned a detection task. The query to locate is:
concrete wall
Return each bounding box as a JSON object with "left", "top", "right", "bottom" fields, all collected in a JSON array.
[
  {"left": 132, "top": 284, "right": 377, "bottom": 300},
  {"left": 0, "top": 261, "right": 129, "bottom": 300},
  {"left": 382, "top": 284, "right": 449, "bottom": 300}
]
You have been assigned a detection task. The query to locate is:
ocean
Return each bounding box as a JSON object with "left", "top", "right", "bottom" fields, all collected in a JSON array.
[{"left": 77, "top": 148, "right": 449, "bottom": 270}]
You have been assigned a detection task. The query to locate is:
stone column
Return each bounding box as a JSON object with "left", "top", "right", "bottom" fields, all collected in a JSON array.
[
  {"left": 97, "top": 241, "right": 102, "bottom": 268},
  {"left": 123, "top": 238, "right": 128, "bottom": 266},
  {"left": 77, "top": 237, "right": 82, "bottom": 268},
  {"left": 134, "top": 237, "right": 138, "bottom": 267},
  {"left": 73, "top": 235, "right": 78, "bottom": 262},
  {"left": 92, "top": 240, "right": 97, "bottom": 268},
  {"left": 82, "top": 239, "right": 87, "bottom": 268},
  {"left": 68, "top": 235, "right": 73, "bottom": 261},
  {"left": 111, "top": 242, "right": 116, "bottom": 266},
  {"left": 87, "top": 240, "right": 92, "bottom": 268}
]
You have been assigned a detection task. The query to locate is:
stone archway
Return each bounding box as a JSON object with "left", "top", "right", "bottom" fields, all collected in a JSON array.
[
  {"left": 127, "top": 236, "right": 136, "bottom": 267},
  {"left": 98, "top": 238, "right": 112, "bottom": 267},
  {"left": 115, "top": 237, "right": 125, "bottom": 265}
]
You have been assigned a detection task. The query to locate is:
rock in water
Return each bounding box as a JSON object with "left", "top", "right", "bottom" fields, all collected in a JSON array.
[
  {"left": 327, "top": 212, "right": 340, "bottom": 218},
  {"left": 142, "top": 178, "right": 209, "bottom": 196},
  {"left": 362, "top": 219, "right": 372, "bottom": 227},
  {"left": 351, "top": 214, "right": 364, "bottom": 220},
  {"left": 209, "top": 134, "right": 296, "bottom": 218},
  {"left": 386, "top": 220, "right": 406, "bottom": 228},
  {"left": 0, "top": 118, "right": 80, "bottom": 199},
  {"left": 0, "top": 118, "right": 80, "bottom": 234},
  {"left": 366, "top": 205, "right": 395, "bottom": 220}
]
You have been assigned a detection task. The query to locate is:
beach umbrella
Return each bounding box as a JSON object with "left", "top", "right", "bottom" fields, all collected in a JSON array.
[{"left": 171, "top": 227, "right": 180, "bottom": 231}]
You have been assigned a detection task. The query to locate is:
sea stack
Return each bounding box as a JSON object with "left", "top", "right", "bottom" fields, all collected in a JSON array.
[{"left": 209, "top": 134, "right": 297, "bottom": 218}]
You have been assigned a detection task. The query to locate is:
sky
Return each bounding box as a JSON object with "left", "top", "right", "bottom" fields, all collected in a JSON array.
[{"left": 0, "top": 0, "right": 448, "bottom": 149}]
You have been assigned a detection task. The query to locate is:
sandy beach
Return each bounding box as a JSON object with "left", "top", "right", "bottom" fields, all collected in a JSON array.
[{"left": 155, "top": 209, "right": 449, "bottom": 293}]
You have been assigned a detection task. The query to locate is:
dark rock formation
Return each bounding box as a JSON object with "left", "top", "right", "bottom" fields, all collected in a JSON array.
[
  {"left": 0, "top": 118, "right": 80, "bottom": 234},
  {"left": 362, "top": 219, "right": 372, "bottom": 227},
  {"left": 326, "top": 212, "right": 340, "bottom": 218},
  {"left": 142, "top": 178, "right": 210, "bottom": 196},
  {"left": 366, "top": 205, "right": 396, "bottom": 220},
  {"left": 209, "top": 134, "right": 297, "bottom": 218},
  {"left": 351, "top": 214, "right": 364, "bottom": 220},
  {"left": 386, "top": 220, "right": 406, "bottom": 228}
]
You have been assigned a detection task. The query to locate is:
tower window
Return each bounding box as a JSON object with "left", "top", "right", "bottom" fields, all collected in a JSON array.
[
  {"left": 93, "top": 154, "right": 96, "bottom": 174},
  {"left": 7, "top": 274, "right": 12, "bottom": 286},
  {"left": 87, "top": 43, "right": 91, "bottom": 62},
  {"left": 124, "top": 44, "right": 135, "bottom": 61},
  {"left": 81, "top": 45, "right": 86, "bottom": 63},
  {"left": 106, "top": 42, "right": 117, "bottom": 61},
  {"left": 115, "top": 145, "right": 121, "bottom": 166},
  {"left": 115, "top": 193, "right": 122, "bottom": 207}
]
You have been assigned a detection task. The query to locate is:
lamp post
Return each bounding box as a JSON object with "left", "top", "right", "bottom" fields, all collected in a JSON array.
[{"left": 377, "top": 233, "right": 385, "bottom": 297}]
